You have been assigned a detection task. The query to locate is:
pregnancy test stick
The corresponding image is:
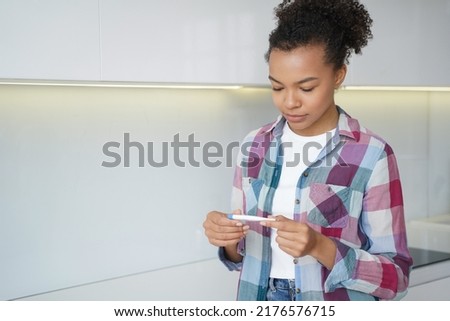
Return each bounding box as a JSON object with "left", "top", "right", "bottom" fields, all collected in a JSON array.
[{"left": 227, "top": 214, "right": 276, "bottom": 222}]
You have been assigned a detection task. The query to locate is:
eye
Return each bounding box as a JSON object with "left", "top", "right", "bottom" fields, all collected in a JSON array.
[
  {"left": 272, "top": 87, "right": 284, "bottom": 92},
  {"left": 301, "top": 87, "right": 314, "bottom": 93}
]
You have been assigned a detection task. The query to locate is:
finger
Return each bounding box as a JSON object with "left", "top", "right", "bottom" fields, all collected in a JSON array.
[
  {"left": 276, "top": 230, "right": 299, "bottom": 242},
  {"left": 274, "top": 234, "right": 307, "bottom": 258},
  {"left": 276, "top": 229, "right": 308, "bottom": 242},
  {"left": 204, "top": 210, "right": 248, "bottom": 247},
  {"left": 206, "top": 211, "right": 245, "bottom": 228},
  {"left": 276, "top": 233, "right": 304, "bottom": 248},
  {"left": 260, "top": 215, "right": 299, "bottom": 231},
  {"left": 204, "top": 214, "right": 249, "bottom": 237},
  {"left": 275, "top": 230, "right": 315, "bottom": 258},
  {"left": 204, "top": 221, "right": 248, "bottom": 235},
  {"left": 277, "top": 244, "right": 302, "bottom": 258},
  {"left": 209, "top": 237, "right": 244, "bottom": 248},
  {"left": 223, "top": 209, "right": 253, "bottom": 229},
  {"left": 205, "top": 229, "right": 246, "bottom": 242}
]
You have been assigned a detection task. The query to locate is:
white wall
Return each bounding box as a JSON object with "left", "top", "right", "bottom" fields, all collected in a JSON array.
[
  {"left": 338, "top": 90, "right": 450, "bottom": 220},
  {"left": 428, "top": 93, "right": 450, "bottom": 216},
  {"left": 0, "top": 84, "right": 277, "bottom": 300},
  {"left": 1, "top": 85, "right": 449, "bottom": 300}
]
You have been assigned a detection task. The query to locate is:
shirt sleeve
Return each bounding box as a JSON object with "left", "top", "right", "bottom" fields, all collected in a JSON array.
[
  {"left": 324, "top": 143, "right": 413, "bottom": 300},
  {"left": 218, "top": 246, "right": 243, "bottom": 271}
]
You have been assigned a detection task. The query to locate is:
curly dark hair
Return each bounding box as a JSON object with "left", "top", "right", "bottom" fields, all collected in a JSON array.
[{"left": 265, "top": 0, "right": 373, "bottom": 69}]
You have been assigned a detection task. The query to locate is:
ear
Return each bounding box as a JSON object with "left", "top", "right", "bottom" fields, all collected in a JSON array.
[{"left": 334, "top": 65, "right": 347, "bottom": 89}]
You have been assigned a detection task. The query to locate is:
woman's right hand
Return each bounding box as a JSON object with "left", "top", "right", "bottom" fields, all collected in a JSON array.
[
  {"left": 203, "top": 209, "right": 248, "bottom": 248},
  {"left": 203, "top": 210, "right": 249, "bottom": 241},
  {"left": 203, "top": 209, "right": 248, "bottom": 263}
]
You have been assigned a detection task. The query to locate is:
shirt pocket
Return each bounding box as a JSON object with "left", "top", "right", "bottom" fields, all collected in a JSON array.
[
  {"left": 242, "top": 177, "right": 264, "bottom": 215},
  {"left": 306, "top": 183, "right": 352, "bottom": 228}
]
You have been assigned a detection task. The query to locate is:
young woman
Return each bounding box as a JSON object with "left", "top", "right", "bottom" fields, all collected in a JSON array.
[{"left": 203, "top": 0, "right": 412, "bottom": 301}]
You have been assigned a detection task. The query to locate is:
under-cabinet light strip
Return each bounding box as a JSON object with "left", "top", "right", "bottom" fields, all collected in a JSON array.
[
  {"left": 0, "top": 79, "right": 243, "bottom": 90},
  {"left": 1, "top": 79, "right": 450, "bottom": 91},
  {"left": 342, "top": 86, "right": 450, "bottom": 92}
]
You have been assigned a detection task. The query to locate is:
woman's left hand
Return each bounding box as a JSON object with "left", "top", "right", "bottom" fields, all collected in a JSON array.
[
  {"left": 261, "top": 215, "right": 337, "bottom": 270},
  {"left": 261, "top": 215, "right": 318, "bottom": 258}
]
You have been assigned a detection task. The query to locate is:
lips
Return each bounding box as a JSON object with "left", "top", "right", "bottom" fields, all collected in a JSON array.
[{"left": 284, "top": 113, "right": 307, "bottom": 123}]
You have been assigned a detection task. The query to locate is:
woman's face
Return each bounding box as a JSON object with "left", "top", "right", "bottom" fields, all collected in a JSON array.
[{"left": 268, "top": 44, "right": 346, "bottom": 136}]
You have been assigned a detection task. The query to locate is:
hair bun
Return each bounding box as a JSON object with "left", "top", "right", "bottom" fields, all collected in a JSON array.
[{"left": 267, "top": 0, "right": 373, "bottom": 66}]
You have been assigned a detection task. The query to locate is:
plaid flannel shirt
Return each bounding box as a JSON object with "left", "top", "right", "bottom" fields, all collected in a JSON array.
[{"left": 219, "top": 106, "right": 412, "bottom": 300}]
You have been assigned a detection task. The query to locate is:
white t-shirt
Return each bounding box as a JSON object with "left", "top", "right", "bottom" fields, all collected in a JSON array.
[{"left": 270, "top": 122, "right": 335, "bottom": 279}]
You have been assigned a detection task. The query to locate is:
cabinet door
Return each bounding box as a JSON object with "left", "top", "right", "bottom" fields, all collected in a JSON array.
[
  {"left": 0, "top": 0, "right": 100, "bottom": 80},
  {"left": 100, "top": 0, "right": 278, "bottom": 84},
  {"left": 345, "top": 0, "right": 450, "bottom": 86},
  {"left": 404, "top": 276, "right": 450, "bottom": 300}
]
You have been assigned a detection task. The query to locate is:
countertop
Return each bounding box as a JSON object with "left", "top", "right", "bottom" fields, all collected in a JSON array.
[{"left": 410, "top": 247, "right": 450, "bottom": 269}]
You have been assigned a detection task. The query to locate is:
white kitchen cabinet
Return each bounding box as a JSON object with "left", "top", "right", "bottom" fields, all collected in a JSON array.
[
  {"left": 403, "top": 260, "right": 450, "bottom": 300},
  {"left": 404, "top": 276, "right": 450, "bottom": 300},
  {"left": 1, "top": 0, "right": 450, "bottom": 86},
  {"left": 99, "top": 0, "right": 278, "bottom": 84},
  {"left": 346, "top": 0, "right": 450, "bottom": 86},
  {"left": 103, "top": 0, "right": 450, "bottom": 86},
  {"left": 0, "top": 0, "right": 100, "bottom": 80}
]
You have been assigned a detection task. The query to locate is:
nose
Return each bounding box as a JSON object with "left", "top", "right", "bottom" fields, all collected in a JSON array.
[{"left": 284, "top": 89, "right": 301, "bottom": 109}]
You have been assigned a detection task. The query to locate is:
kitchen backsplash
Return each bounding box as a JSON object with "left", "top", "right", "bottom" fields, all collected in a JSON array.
[
  {"left": 336, "top": 90, "right": 450, "bottom": 221},
  {"left": 0, "top": 84, "right": 448, "bottom": 299}
]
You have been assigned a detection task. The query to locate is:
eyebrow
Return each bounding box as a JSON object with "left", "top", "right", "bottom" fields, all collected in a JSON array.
[{"left": 268, "top": 75, "right": 318, "bottom": 85}]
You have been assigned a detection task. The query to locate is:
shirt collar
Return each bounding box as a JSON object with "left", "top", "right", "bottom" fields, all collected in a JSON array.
[
  {"left": 260, "top": 106, "right": 361, "bottom": 142},
  {"left": 336, "top": 106, "right": 361, "bottom": 142}
]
